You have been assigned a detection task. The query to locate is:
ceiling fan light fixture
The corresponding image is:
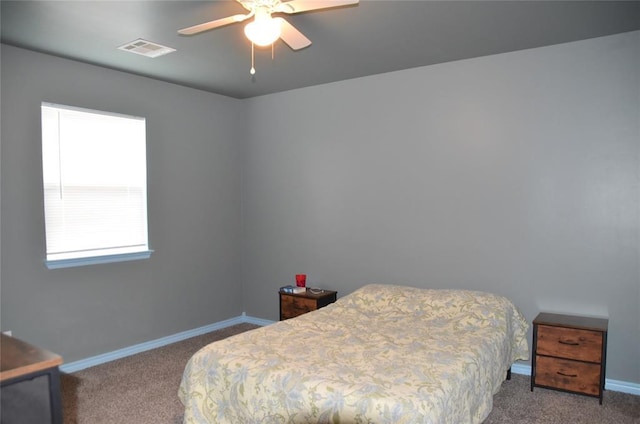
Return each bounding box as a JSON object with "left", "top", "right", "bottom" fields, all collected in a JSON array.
[
  {"left": 178, "top": 0, "right": 361, "bottom": 74},
  {"left": 244, "top": 9, "right": 281, "bottom": 46}
]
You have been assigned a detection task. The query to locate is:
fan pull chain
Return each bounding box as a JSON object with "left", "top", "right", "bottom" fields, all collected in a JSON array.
[
  {"left": 250, "top": 42, "right": 256, "bottom": 75},
  {"left": 250, "top": 42, "right": 276, "bottom": 75}
]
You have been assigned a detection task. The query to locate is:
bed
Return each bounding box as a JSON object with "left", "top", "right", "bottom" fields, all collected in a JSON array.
[{"left": 179, "top": 284, "right": 529, "bottom": 423}]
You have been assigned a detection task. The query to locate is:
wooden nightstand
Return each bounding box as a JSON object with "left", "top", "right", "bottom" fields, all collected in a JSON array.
[
  {"left": 531, "top": 312, "right": 608, "bottom": 404},
  {"left": 279, "top": 289, "right": 337, "bottom": 320}
]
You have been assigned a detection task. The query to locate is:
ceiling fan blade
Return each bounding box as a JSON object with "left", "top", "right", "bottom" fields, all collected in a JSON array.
[
  {"left": 276, "top": 18, "right": 311, "bottom": 50},
  {"left": 276, "top": 0, "right": 359, "bottom": 14},
  {"left": 178, "top": 14, "right": 250, "bottom": 35}
]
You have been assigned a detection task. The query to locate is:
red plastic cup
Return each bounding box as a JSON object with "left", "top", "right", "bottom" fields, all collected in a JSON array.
[{"left": 295, "top": 274, "right": 306, "bottom": 287}]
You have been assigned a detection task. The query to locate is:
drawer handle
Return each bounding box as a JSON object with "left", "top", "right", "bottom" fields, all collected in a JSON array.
[
  {"left": 557, "top": 371, "right": 578, "bottom": 378},
  {"left": 558, "top": 340, "right": 580, "bottom": 346}
]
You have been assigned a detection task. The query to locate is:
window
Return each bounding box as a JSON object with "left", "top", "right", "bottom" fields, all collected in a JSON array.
[{"left": 41, "top": 103, "right": 152, "bottom": 269}]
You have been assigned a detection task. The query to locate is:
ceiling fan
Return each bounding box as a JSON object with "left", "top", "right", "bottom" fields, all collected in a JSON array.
[{"left": 178, "top": 0, "right": 359, "bottom": 74}]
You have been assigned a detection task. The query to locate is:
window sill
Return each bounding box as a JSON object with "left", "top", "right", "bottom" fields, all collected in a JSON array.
[{"left": 45, "top": 250, "right": 154, "bottom": 269}]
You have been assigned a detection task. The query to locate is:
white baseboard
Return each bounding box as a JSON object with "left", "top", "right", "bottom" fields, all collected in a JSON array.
[
  {"left": 510, "top": 362, "right": 640, "bottom": 396},
  {"left": 605, "top": 379, "right": 640, "bottom": 395},
  {"left": 60, "top": 318, "right": 640, "bottom": 396},
  {"left": 60, "top": 314, "right": 274, "bottom": 373},
  {"left": 241, "top": 312, "right": 276, "bottom": 327},
  {"left": 510, "top": 362, "right": 532, "bottom": 377}
]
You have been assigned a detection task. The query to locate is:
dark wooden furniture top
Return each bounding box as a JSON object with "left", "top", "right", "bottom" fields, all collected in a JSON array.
[
  {"left": 279, "top": 288, "right": 337, "bottom": 320},
  {"left": 1, "top": 334, "right": 63, "bottom": 382},
  {"left": 533, "top": 313, "right": 609, "bottom": 332}
]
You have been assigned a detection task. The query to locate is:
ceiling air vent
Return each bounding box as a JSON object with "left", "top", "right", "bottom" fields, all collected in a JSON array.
[{"left": 118, "top": 39, "right": 176, "bottom": 58}]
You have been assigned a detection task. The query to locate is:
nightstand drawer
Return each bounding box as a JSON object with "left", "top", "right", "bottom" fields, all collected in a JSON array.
[
  {"left": 280, "top": 295, "right": 316, "bottom": 319},
  {"left": 534, "top": 355, "right": 601, "bottom": 396},
  {"left": 536, "top": 325, "right": 602, "bottom": 362},
  {"left": 279, "top": 289, "right": 337, "bottom": 320}
]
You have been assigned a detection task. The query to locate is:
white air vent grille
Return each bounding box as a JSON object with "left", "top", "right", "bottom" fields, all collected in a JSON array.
[{"left": 118, "top": 39, "right": 176, "bottom": 58}]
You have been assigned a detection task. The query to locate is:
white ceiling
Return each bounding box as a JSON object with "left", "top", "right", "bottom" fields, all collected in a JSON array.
[{"left": 2, "top": 1, "right": 639, "bottom": 99}]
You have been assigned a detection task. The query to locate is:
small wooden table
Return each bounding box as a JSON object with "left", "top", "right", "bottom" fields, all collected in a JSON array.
[
  {"left": 279, "top": 288, "right": 337, "bottom": 320},
  {"left": 531, "top": 312, "right": 608, "bottom": 404},
  {"left": 1, "top": 334, "right": 64, "bottom": 424}
]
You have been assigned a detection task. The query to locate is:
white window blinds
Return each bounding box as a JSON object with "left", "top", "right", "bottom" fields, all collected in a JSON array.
[{"left": 41, "top": 103, "right": 151, "bottom": 268}]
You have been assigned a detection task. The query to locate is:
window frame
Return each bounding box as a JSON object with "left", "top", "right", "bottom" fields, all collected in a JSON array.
[{"left": 41, "top": 102, "right": 153, "bottom": 269}]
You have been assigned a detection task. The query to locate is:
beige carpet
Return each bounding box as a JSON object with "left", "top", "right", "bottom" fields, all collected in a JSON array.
[
  {"left": 61, "top": 323, "right": 260, "bottom": 424},
  {"left": 487, "top": 375, "right": 639, "bottom": 424},
  {"left": 61, "top": 323, "right": 640, "bottom": 423}
]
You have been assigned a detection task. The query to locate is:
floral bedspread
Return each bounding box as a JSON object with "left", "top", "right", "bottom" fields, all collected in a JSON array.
[{"left": 179, "top": 284, "right": 529, "bottom": 424}]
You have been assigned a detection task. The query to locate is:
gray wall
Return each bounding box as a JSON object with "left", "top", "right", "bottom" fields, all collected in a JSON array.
[
  {"left": 1, "top": 31, "right": 638, "bottom": 384},
  {"left": 241, "top": 31, "right": 639, "bottom": 383},
  {"left": 1, "top": 45, "right": 244, "bottom": 362}
]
